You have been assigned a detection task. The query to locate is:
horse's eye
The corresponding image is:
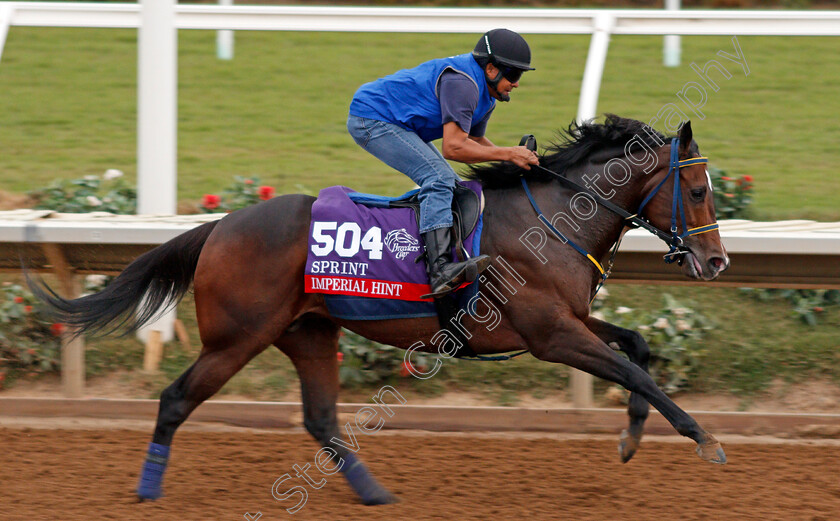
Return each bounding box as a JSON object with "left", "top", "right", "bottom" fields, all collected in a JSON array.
[{"left": 690, "top": 187, "right": 706, "bottom": 202}]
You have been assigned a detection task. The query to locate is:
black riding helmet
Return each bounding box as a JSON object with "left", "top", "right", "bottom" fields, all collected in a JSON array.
[
  {"left": 472, "top": 28, "right": 535, "bottom": 71},
  {"left": 471, "top": 28, "right": 534, "bottom": 101}
]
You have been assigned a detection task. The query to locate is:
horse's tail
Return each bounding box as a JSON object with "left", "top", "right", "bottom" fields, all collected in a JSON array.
[{"left": 28, "top": 220, "right": 220, "bottom": 337}]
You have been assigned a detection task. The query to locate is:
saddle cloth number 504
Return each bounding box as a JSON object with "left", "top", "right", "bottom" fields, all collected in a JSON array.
[
  {"left": 310, "top": 221, "right": 383, "bottom": 260},
  {"left": 305, "top": 216, "right": 431, "bottom": 301}
]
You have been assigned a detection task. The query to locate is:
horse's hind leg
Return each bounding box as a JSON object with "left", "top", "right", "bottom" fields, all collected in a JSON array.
[
  {"left": 277, "top": 315, "right": 397, "bottom": 506},
  {"left": 585, "top": 316, "right": 650, "bottom": 463},
  {"left": 137, "top": 339, "right": 268, "bottom": 500}
]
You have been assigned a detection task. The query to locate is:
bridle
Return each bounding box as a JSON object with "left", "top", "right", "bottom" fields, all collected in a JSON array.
[
  {"left": 520, "top": 136, "right": 720, "bottom": 297},
  {"left": 636, "top": 137, "right": 719, "bottom": 263}
]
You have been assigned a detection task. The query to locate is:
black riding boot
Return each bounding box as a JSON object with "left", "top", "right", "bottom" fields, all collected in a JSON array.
[{"left": 421, "top": 227, "right": 491, "bottom": 299}]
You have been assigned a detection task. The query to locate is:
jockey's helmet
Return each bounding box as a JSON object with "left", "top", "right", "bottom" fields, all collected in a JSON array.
[{"left": 471, "top": 29, "right": 535, "bottom": 75}]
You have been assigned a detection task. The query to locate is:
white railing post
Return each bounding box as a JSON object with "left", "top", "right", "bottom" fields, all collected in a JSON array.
[
  {"left": 138, "top": 0, "right": 177, "bottom": 216},
  {"left": 572, "top": 13, "right": 613, "bottom": 407},
  {"left": 576, "top": 13, "right": 613, "bottom": 126},
  {"left": 664, "top": 0, "right": 682, "bottom": 67},
  {"left": 137, "top": 0, "right": 177, "bottom": 343},
  {"left": 0, "top": 4, "right": 14, "bottom": 63},
  {"left": 216, "top": 0, "right": 233, "bottom": 60}
]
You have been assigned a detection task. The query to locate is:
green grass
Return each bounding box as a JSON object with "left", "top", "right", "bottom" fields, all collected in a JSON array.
[{"left": 1, "top": 30, "right": 839, "bottom": 218}]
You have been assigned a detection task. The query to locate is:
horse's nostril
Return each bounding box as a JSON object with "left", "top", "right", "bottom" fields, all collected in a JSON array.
[{"left": 709, "top": 257, "right": 725, "bottom": 271}]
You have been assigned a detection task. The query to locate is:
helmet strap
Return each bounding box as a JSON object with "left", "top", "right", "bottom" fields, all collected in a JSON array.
[{"left": 485, "top": 66, "right": 510, "bottom": 102}]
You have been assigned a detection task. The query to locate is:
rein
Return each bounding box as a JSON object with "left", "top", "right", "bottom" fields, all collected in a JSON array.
[{"left": 520, "top": 137, "right": 719, "bottom": 298}]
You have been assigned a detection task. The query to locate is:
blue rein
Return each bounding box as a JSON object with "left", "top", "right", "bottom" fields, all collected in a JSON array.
[{"left": 521, "top": 137, "right": 720, "bottom": 286}]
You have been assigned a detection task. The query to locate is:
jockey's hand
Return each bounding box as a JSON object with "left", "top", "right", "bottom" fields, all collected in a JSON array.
[{"left": 509, "top": 146, "right": 540, "bottom": 170}]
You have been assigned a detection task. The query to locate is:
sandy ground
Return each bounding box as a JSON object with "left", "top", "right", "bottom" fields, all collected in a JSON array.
[
  {"left": 1, "top": 425, "right": 839, "bottom": 521},
  {"left": 4, "top": 352, "right": 840, "bottom": 520}
]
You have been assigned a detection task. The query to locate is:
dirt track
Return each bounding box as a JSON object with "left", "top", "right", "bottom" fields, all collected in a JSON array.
[{"left": 2, "top": 426, "right": 839, "bottom": 521}]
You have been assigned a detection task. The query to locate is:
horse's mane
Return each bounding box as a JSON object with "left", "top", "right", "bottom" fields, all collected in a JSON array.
[{"left": 464, "top": 114, "right": 667, "bottom": 189}]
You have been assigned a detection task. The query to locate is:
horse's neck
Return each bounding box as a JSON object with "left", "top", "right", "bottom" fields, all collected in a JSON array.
[{"left": 546, "top": 163, "right": 649, "bottom": 258}]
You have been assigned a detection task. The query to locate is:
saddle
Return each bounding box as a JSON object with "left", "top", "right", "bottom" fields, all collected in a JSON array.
[
  {"left": 347, "top": 182, "right": 483, "bottom": 358},
  {"left": 348, "top": 183, "right": 483, "bottom": 260}
]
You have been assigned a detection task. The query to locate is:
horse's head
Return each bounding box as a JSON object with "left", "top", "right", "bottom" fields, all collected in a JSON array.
[{"left": 640, "top": 122, "right": 729, "bottom": 281}]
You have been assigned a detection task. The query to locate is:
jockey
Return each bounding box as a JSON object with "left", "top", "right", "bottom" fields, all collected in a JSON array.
[{"left": 348, "top": 28, "right": 539, "bottom": 298}]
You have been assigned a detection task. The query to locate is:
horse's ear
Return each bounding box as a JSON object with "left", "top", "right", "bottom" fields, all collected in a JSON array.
[{"left": 679, "top": 121, "right": 693, "bottom": 155}]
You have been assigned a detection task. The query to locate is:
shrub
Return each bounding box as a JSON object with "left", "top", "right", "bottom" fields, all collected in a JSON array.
[
  {"left": 741, "top": 288, "right": 840, "bottom": 326},
  {"left": 0, "top": 283, "right": 62, "bottom": 387},
  {"left": 28, "top": 170, "right": 136, "bottom": 214},
  {"left": 27, "top": 172, "right": 277, "bottom": 215},
  {"left": 593, "top": 292, "right": 713, "bottom": 395},
  {"left": 200, "top": 176, "right": 276, "bottom": 213},
  {"left": 338, "top": 329, "right": 439, "bottom": 387},
  {"left": 708, "top": 166, "right": 753, "bottom": 219}
]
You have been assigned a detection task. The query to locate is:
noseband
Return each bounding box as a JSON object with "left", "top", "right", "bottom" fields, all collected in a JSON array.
[{"left": 520, "top": 136, "right": 720, "bottom": 296}]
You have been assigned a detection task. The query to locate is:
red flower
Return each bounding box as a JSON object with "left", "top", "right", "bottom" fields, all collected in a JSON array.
[
  {"left": 399, "top": 361, "right": 415, "bottom": 377},
  {"left": 24, "top": 305, "right": 32, "bottom": 313},
  {"left": 50, "top": 323, "right": 65, "bottom": 337},
  {"left": 244, "top": 179, "right": 254, "bottom": 185},
  {"left": 258, "top": 186, "right": 275, "bottom": 200},
  {"left": 814, "top": 307, "right": 824, "bottom": 313},
  {"left": 202, "top": 194, "right": 221, "bottom": 209},
  {"left": 721, "top": 176, "right": 733, "bottom": 181},
  {"left": 743, "top": 175, "right": 753, "bottom": 183},
  {"left": 14, "top": 296, "right": 24, "bottom": 303},
  {"left": 337, "top": 352, "right": 344, "bottom": 364}
]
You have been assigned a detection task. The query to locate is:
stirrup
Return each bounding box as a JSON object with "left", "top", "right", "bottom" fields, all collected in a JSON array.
[{"left": 420, "top": 255, "right": 490, "bottom": 299}]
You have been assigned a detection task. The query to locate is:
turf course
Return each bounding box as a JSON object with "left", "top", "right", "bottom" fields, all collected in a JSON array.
[{"left": 0, "top": 29, "right": 838, "bottom": 219}]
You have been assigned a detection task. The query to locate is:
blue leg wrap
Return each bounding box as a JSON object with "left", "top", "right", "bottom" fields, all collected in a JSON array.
[
  {"left": 340, "top": 452, "right": 394, "bottom": 505},
  {"left": 136, "top": 442, "right": 170, "bottom": 500}
]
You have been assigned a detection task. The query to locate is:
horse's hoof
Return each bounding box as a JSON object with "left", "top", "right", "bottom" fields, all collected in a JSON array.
[
  {"left": 618, "top": 428, "right": 642, "bottom": 463},
  {"left": 136, "top": 485, "right": 164, "bottom": 501},
  {"left": 696, "top": 436, "right": 727, "bottom": 464},
  {"left": 362, "top": 490, "right": 399, "bottom": 506}
]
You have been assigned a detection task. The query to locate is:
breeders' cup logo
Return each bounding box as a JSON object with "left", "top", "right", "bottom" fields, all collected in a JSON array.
[{"left": 384, "top": 228, "right": 421, "bottom": 260}]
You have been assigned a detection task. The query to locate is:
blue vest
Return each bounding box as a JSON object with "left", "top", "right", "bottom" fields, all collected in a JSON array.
[{"left": 349, "top": 54, "right": 496, "bottom": 143}]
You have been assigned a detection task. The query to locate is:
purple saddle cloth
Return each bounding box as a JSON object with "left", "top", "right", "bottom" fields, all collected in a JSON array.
[{"left": 304, "top": 182, "right": 483, "bottom": 320}]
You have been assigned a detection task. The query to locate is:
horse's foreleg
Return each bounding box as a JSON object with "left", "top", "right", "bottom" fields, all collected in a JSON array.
[
  {"left": 532, "top": 321, "right": 725, "bottom": 464},
  {"left": 137, "top": 341, "right": 268, "bottom": 500},
  {"left": 585, "top": 316, "right": 650, "bottom": 463},
  {"left": 279, "top": 317, "right": 397, "bottom": 506}
]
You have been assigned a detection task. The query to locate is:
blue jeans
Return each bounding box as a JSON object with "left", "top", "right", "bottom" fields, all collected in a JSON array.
[{"left": 347, "top": 115, "right": 458, "bottom": 233}]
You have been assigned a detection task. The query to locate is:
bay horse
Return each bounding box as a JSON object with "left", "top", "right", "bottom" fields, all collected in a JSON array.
[{"left": 30, "top": 115, "right": 729, "bottom": 506}]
